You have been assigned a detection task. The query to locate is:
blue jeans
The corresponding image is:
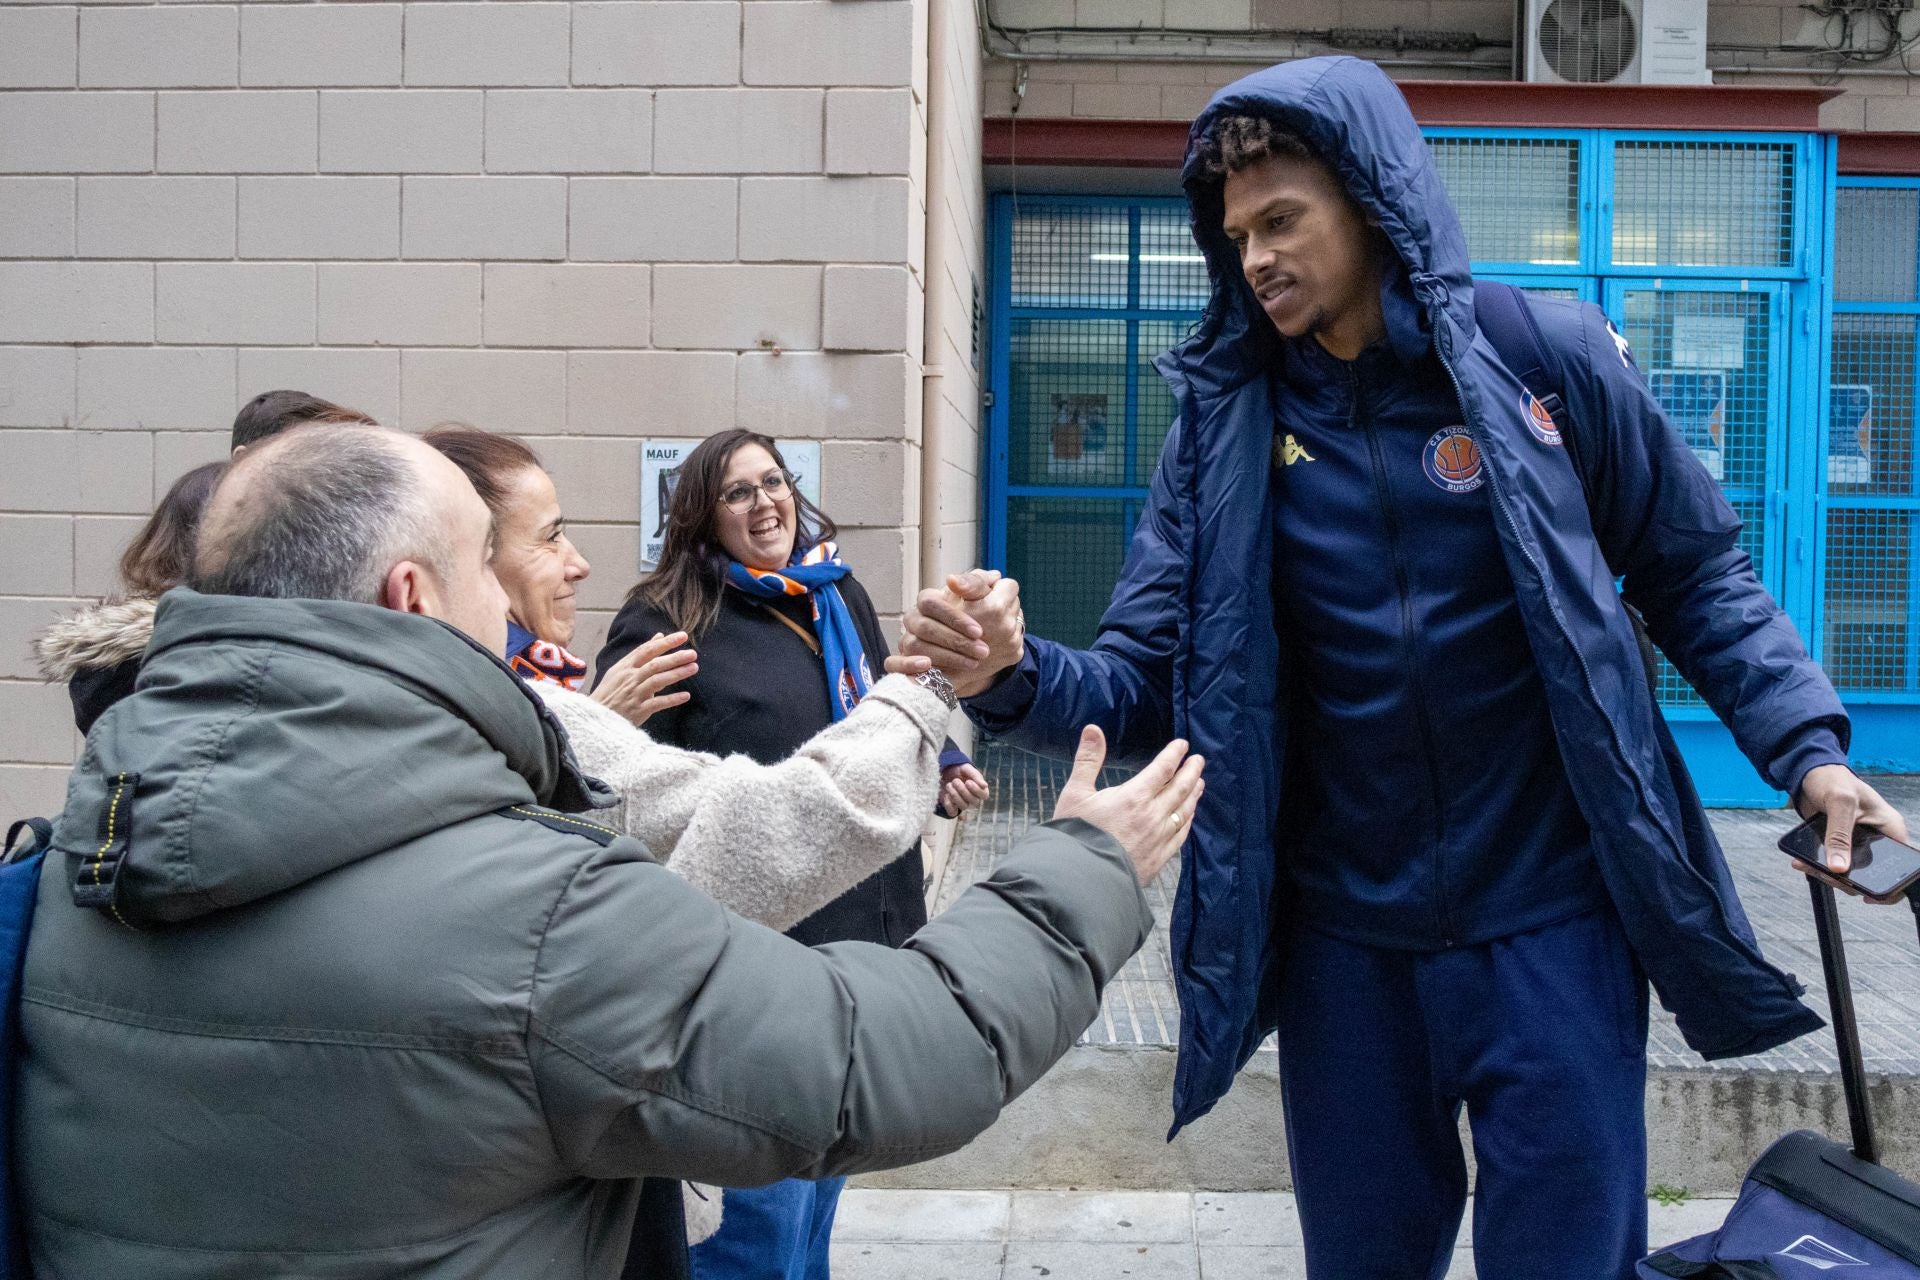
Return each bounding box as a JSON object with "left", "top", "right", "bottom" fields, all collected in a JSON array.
[
  {"left": 687, "top": 1177, "right": 847, "bottom": 1280},
  {"left": 1277, "top": 907, "right": 1650, "bottom": 1280}
]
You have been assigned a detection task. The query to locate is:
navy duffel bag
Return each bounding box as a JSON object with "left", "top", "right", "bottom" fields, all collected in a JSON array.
[{"left": 1638, "top": 882, "right": 1920, "bottom": 1278}]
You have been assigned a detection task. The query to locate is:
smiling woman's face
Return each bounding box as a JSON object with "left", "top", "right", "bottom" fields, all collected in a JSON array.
[
  {"left": 714, "top": 443, "right": 798, "bottom": 571},
  {"left": 492, "top": 465, "right": 591, "bottom": 647}
]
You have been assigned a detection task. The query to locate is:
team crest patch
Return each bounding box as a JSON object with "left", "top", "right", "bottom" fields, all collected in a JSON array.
[
  {"left": 1422, "top": 427, "right": 1484, "bottom": 493},
  {"left": 1523, "top": 391, "right": 1562, "bottom": 446}
]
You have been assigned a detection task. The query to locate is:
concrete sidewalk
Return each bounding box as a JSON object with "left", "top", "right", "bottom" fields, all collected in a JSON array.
[{"left": 831, "top": 1189, "right": 1736, "bottom": 1279}]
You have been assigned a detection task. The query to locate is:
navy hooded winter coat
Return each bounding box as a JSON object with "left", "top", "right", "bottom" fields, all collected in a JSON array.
[{"left": 970, "top": 57, "right": 1843, "bottom": 1132}]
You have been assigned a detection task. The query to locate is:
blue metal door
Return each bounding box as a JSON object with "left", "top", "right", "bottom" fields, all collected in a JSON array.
[{"left": 984, "top": 196, "right": 1203, "bottom": 648}]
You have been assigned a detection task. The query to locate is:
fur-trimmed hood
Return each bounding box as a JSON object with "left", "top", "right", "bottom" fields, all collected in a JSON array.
[{"left": 35, "top": 597, "right": 157, "bottom": 682}]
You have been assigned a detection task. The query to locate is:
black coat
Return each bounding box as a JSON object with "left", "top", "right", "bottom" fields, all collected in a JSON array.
[{"left": 595, "top": 574, "right": 931, "bottom": 948}]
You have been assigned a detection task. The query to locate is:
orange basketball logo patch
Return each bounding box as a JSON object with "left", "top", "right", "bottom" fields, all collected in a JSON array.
[
  {"left": 1523, "top": 391, "right": 1562, "bottom": 446},
  {"left": 1422, "top": 426, "right": 1484, "bottom": 494}
]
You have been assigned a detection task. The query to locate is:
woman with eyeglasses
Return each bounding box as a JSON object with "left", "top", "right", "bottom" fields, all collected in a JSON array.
[{"left": 595, "top": 428, "right": 988, "bottom": 1280}]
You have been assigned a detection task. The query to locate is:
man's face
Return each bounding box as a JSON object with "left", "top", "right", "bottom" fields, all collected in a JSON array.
[
  {"left": 409, "top": 443, "right": 510, "bottom": 659},
  {"left": 1221, "top": 152, "right": 1381, "bottom": 353}
]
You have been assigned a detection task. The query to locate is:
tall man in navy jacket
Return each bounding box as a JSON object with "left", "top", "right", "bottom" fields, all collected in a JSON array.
[{"left": 897, "top": 58, "right": 1911, "bottom": 1280}]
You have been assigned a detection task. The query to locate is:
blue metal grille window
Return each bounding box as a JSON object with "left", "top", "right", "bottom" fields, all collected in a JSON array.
[
  {"left": 1010, "top": 205, "right": 1129, "bottom": 309},
  {"left": 1137, "top": 205, "right": 1210, "bottom": 311},
  {"left": 1610, "top": 140, "right": 1796, "bottom": 269},
  {"left": 1007, "top": 320, "right": 1130, "bottom": 489},
  {"left": 987, "top": 196, "right": 1202, "bottom": 646},
  {"left": 1616, "top": 286, "right": 1782, "bottom": 704},
  {"left": 1428, "top": 135, "right": 1581, "bottom": 266},
  {"left": 1828, "top": 178, "right": 1920, "bottom": 699},
  {"left": 1006, "top": 497, "right": 1133, "bottom": 650},
  {"left": 1835, "top": 188, "right": 1918, "bottom": 304}
]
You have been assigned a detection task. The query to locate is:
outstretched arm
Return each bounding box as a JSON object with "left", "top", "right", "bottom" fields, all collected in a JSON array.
[
  {"left": 530, "top": 728, "right": 1201, "bottom": 1187},
  {"left": 537, "top": 674, "right": 948, "bottom": 931},
  {"left": 1562, "top": 302, "right": 1908, "bottom": 878}
]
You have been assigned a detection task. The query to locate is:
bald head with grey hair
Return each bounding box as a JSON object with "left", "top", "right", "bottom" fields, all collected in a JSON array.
[{"left": 193, "top": 423, "right": 511, "bottom": 657}]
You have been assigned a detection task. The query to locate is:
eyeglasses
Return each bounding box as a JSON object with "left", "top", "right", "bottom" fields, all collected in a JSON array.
[{"left": 720, "top": 470, "right": 796, "bottom": 514}]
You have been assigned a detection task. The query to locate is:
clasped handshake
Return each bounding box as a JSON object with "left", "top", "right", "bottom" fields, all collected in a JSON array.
[{"left": 885, "top": 569, "right": 1206, "bottom": 889}]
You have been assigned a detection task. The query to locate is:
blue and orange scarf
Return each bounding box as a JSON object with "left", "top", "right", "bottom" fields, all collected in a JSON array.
[
  {"left": 505, "top": 620, "right": 589, "bottom": 691},
  {"left": 726, "top": 541, "right": 874, "bottom": 720}
]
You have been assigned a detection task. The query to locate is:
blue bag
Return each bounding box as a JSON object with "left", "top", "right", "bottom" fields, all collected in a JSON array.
[
  {"left": 1639, "top": 1130, "right": 1920, "bottom": 1277},
  {"left": 0, "top": 817, "right": 50, "bottom": 1280},
  {"left": 1636, "top": 881, "right": 1920, "bottom": 1279}
]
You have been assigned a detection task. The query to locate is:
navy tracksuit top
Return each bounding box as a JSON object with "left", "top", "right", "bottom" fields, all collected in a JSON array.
[{"left": 1271, "top": 334, "right": 1605, "bottom": 950}]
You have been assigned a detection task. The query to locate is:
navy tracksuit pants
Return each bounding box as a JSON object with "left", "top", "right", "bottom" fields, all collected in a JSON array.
[{"left": 1277, "top": 907, "right": 1650, "bottom": 1280}]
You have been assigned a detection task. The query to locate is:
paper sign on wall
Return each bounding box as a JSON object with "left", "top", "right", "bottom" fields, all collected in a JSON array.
[
  {"left": 1671, "top": 314, "right": 1746, "bottom": 370},
  {"left": 639, "top": 439, "right": 826, "bottom": 569}
]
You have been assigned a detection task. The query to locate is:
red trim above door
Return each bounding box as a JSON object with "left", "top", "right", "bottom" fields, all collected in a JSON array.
[
  {"left": 1837, "top": 133, "right": 1920, "bottom": 176},
  {"left": 983, "top": 81, "right": 1843, "bottom": 169}
]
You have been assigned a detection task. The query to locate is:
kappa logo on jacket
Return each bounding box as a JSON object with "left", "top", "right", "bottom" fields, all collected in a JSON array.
[
  {"left": 1421, "top": 426, "right": 1484, "bottom": 493},
  {"left": 1275, "top": 433, "right": 1317, "bottom": 467}
]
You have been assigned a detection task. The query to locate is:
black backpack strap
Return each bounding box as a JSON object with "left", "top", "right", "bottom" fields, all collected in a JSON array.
[
  {"left": 1474, "top": 281, "right": 1663, "bottom": 683},
  {"left": 494, "top": 804, "right": 620, "bottom": 846},
  {"left": 3, "top": 818, "right": 52, "bottom": 865},
  {"left": 1473, "top": 280, "right": 1595, "bottom": 510}
]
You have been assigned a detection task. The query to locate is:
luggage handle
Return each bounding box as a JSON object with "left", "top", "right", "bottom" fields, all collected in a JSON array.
[{"left": 1809, "top": 877, "right": 1879, "bottom": 1165}]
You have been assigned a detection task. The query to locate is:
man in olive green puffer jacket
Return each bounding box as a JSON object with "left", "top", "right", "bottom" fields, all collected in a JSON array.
[{"left": 16, "top": 425, "right": 1203, "bottom": 1279}]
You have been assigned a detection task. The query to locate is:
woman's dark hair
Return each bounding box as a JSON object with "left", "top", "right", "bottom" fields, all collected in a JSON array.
[
  {"left": 630, "top": 429, "right": 836, "bottom": 638},
  {"left": 230, "top": 389, "right": 376, "bottom": 451},
  {"left": 420, "top": 423, "right": 544, "bottom": 522},
  {"left": 120, "top": 460, "right": 225, "bottom": 597}
]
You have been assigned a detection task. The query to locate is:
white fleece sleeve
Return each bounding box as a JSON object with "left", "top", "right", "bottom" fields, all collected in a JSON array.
[{"left": 534, "top": 675, "right": 950, "bottom": 932}]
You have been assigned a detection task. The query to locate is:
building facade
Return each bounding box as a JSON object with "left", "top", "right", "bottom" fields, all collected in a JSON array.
[{"left": 3, "top": 0, "right": 1918, "bottom": 809}]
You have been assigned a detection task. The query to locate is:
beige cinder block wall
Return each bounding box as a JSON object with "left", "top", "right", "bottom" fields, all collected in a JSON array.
[
  {"left": 0, "top": 0, "right": 983, "bottom": 817},
  {"left": 983, "top": 0, "right": 1920, "bottom": 128}
]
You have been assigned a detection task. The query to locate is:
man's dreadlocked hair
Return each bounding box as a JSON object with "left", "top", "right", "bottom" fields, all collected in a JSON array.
[{"left": 1192, "top": 114, "right": 1319, "bottom": 184}]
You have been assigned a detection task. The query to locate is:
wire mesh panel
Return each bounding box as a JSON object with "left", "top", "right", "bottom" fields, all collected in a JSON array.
[
  {"left": 995, "top": 198, "right": 1202, "bottom": 649},
  {"left": 1824, "top": 509, "right": 1915, "bottom": 692},
  {"left": 1010, "top": 205, "right": 1129, "bottom": 310},
  {"left": 1827, "top": 182, "right": 1920, "bottom": 696},
  {"left": 1136, "top": 319, "right": 1188, "bottom": 477},
  {"left": 1007, "top": 319, "right": 1130, "bottom": 489},
  {"left": 1006, "top": 498, "right": 1133, "bottom": 650},
  {"left": 1835, "top": 187, "right": 1919, "bottom": 305},
  {"left": 1618, "top": 286, "right": 1778, "bottom": 704},
  {"left": 1138, "top": 205, "right": 1210, "bottom": 311},
  {"left": 1611, "top": 141, "right": 1795, "bottom": 269},
  {"left": 1828, "top": 313, "right": 1917, "bottom": 500},
  {"left": 1428, "top": 136, "right": 1581, "bottom": 265}
]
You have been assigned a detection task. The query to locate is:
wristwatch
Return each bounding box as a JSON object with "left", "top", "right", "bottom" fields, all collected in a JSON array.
[{"left": 913, "top": 667, "right": 960, "bottom": 711}]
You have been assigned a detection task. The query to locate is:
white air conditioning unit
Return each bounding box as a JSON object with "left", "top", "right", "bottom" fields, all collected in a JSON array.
[{"left": 1520, "top": 0, "right": 1711, "bottom": 85}]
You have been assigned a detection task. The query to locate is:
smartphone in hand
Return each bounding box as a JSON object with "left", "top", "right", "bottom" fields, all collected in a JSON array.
[{"left": 1778, "top": 815, "right": 1920, "bottom": 902}]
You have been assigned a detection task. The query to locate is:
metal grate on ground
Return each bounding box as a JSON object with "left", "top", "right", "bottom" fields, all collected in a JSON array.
[{"left": 936, "top": 746, "right": 1920, "bottom": 1074}]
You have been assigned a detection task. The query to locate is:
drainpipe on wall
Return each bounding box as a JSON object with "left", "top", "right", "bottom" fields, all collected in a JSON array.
[
  {"left": 919, "top": 0, "right": 972, "bottom": 896},
  {"left": 921, "top": 0, "right": 956, "bottom": 606}
]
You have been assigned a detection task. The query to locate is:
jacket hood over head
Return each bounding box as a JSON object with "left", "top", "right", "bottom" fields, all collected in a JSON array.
[
  {"left": 57, "top": 588, "right": 610, "bottom": 924},
  {"left": 1172, "top": 56, "right": 1475, "bottom": 389}
]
